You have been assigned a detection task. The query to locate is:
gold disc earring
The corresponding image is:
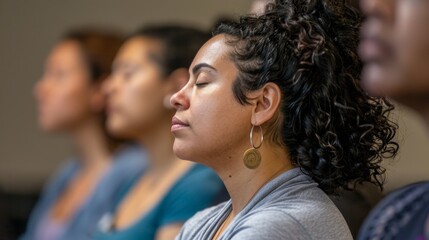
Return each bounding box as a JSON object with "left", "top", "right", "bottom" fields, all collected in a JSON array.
[{"left": 243, "top": 125, "right": 263, "bottom": 169}]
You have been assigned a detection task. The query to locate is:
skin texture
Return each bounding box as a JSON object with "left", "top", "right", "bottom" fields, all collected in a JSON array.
[
  {"left": 360, "top": 0, "right": 429, "bottom": 118},
  {"left": 103, "top": 36, "right": 191, "bottom": 240},
  {"left": 170, "top": 34, "right": 293, "bottom": 238}
]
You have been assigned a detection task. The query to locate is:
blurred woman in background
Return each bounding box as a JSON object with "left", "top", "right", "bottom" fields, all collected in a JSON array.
[
  {"left": 95, "top": 25, "right": 227, "bottom": 240},
  {"left": 22, "top": 29, "right": 146, "bottom": 240}
]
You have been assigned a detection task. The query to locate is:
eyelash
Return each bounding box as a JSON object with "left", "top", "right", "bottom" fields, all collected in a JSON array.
[
  {"left": 195, "top": 73, "right": 210, "bottom": 87},
  {"left": 195, "top": 82, "right": 208, "bottom": 88}
]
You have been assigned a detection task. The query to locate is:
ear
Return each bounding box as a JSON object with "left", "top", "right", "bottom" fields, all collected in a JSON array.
[
  {"left": 163, "top": 68, "right": 189, "bottom": 109},
  {"left": 248, "top": 82, "right": 282, "bottom": 126}
]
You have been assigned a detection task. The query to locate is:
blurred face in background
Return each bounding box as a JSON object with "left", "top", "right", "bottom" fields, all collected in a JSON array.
[
  {"left": 104, "top": 37, "right": 175, "bottom": 139},
  {"left": 35, "top": 40, "right": 102, "bottom": 133},
  {"left": 360, "top": 0, "right": 429, "bottom": 105}
]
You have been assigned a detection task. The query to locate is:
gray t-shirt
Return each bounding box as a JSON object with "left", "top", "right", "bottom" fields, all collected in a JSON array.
[{"left": 176, "top": 168, "right": 352, "bottom": 240}]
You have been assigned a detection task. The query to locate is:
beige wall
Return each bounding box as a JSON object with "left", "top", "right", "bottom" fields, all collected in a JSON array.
[
  {"left": 384, "top": 106, "right": 429, "bottom": 192},
  {"left": 1, "top": 0, "right": 428, "bottom": 193}
]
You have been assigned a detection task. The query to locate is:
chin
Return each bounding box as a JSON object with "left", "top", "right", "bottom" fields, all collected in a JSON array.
[
  {"left": 39, "top": 123, "right": 55, "bottom": 133},
  {"left": 38, "top": 118, "right": 61, "bottom": 132},
  {"left": 107, "top": 120, "right": 125, "bottom": 135},
  {"left": 173, "top": 140, "right": 195, "bottom": 161},
  {"left": 172, "top": 144, "right": 187, "bottom": 160},
  {"left": 361, "top": 79, "right": 386, "bottom": 97},
  {"left": 362, "top": 69, "right": 390, "bottom": 97},
  {"left": 109, "top": 127, "right": 134, "bottom": 139}
]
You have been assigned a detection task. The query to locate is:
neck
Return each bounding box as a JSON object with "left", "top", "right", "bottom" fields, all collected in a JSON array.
[
  {"left": 137, "top": 117, "right": 179, "bottom": 171},
  {"left": 211, "top": 144, "right": 293, "bottom": 217},
  {"left": 71, "top": 117, "right": 111, "bottom": 170}
]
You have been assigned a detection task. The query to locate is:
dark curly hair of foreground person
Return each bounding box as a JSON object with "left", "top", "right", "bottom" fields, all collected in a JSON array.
[{"left": 214, "top": 0, "right": 399, "bottom": 194}]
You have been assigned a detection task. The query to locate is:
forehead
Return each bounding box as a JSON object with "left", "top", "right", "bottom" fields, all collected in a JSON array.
[
  {"left": 48, "top": 40, "right": 83, "bottom": 67},
  {"left": 117, "top": 36, "right": 162, "bottom": 62},
  {"left": 191, "top": 34, "right": 232, "bottom": 68}
]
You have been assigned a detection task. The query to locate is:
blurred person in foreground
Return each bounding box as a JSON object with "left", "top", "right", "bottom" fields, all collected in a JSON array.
[
  {"left": 171, "top": 0, "right": 398, "bottom": 239},
  {"left": 94, "top": 25, "right": 228, "bottom": 240},
  {"left": 358, "top": 0, "right": 429, "bottom": 239},
  {"left": 22, "top": 29, "right": 146, "bottom": 240}
]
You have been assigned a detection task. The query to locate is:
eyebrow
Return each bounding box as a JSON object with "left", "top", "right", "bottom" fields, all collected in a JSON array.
[{"left": 192, "top": 63, "right": 217, "bottom": 75}]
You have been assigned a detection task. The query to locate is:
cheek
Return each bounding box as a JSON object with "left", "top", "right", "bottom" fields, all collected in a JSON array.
[
  {"left": 41, "top": 82, "right": 92, "bottom": 130},
  {"left": 117, "top": 78, "right": 165, "bottom": 130},
  {"left": 393, "top": 4, "right": 429, "bottom": 94},
  {"left": 176, "top": 89, "right": 251, "bottom": 160},
  {"left": 196, "top": 100, "right": 245, "bottom": 137}
]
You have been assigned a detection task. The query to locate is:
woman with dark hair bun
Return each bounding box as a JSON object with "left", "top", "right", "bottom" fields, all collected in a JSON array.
[{"left": 170, "top": 0, "right": 398, "bottom": 239}]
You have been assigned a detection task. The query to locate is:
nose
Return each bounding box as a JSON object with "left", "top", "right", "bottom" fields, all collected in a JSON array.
[
  {"left": 170, "top": 84, "right": 190, "bottom": 111},
  {"left": 360, "top": 0, "right": 394, "bottom": 22}
]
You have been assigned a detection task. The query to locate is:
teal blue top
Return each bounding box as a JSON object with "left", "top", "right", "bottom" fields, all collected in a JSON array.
[{"left": 94, "top": 164, "right": 228, "bottom": 240}]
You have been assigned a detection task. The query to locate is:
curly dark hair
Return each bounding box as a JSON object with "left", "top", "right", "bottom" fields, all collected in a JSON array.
[{"left": 214, "top": 0, "right": 399, "bottom": 193}]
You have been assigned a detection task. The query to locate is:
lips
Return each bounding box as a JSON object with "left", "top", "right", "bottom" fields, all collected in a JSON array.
[
  {"left": 359, "top": 20, "right": 393, "bottom": 65},
  {"left": 171, "top": 116, "right": 189, "bottom": 132},
  {"left": 359, "top": 36, "right": 388, "bottom": 64}
]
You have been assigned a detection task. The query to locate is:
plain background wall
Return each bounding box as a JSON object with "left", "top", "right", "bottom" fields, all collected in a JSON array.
[
  {"left": 384, "top": 106, "right": 429, "bottom": 191},
  {"left": 0, "top": 0, "right": 428, "bottom": 193}
]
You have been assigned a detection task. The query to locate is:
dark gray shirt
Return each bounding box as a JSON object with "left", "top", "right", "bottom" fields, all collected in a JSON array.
[{"left": 176, "top": 168, "right": 352, "bottom": 240}]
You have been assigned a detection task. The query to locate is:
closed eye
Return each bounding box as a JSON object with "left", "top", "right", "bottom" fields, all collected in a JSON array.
[
  {"left": 195, "top": 82, "right": 209, "bottom": 88},
  {"left": 194, "top": 73, "right": 211, "bottom": 88}
]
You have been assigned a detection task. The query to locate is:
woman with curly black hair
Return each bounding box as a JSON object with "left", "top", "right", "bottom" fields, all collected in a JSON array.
[{"left": 170, "top": 0, "right": 398, "bottom": 239}]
